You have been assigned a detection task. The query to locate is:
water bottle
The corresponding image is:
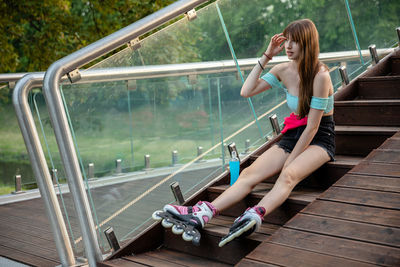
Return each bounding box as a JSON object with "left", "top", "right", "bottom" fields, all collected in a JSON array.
[{"left": 229, "top": 150, "right": 240, "bottom": 186}]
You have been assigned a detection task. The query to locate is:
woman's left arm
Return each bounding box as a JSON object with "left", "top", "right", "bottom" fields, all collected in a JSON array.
[{"left": 283, "top": 71, "right": 331, "bottom": 168}]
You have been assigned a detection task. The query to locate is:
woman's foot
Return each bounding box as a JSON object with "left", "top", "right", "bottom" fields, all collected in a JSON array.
[
  {"left": 219, "top": 206, "right": 265, "bottom": 247},
  {"left": 163, "top": 201, "right": 218, "bottom": 229}
]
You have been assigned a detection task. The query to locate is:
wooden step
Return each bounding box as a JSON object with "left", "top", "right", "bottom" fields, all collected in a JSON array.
[
  {"left": 334, "top": 99, "right": 400, "bottom": 126},
  {"left": 99, "top": 247, "right": 232, "bottom": 266},
  {"left": 391, "top": 56, "right": 400, "bottom": 75},
  {"left": 246, "top": 154, "right": 361, "bottom": 189},
  {"left": 161, "top": 215, "right": 281, "bottom": 265},
  {"left": 357, "top": 76, "right": 400, "bottom": 99},
  {"left": 207, "top": 183, "right": 324, "bottom": 225},
  {"left": 335, "top": 125, "right": 400, "bottom": 156}
]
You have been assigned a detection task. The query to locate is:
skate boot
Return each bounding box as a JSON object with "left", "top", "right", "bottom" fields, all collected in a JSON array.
[
  {"left": 152, "top": 201, "right": 217, "bottom": 246},
  {"left": 219, "top": 206, "right": 265, "bottom": 247}
]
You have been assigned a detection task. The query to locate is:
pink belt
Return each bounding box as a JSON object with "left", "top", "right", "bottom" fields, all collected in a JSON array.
[{"left": 281, "top": 113, "right": 308, "bottom": 134}]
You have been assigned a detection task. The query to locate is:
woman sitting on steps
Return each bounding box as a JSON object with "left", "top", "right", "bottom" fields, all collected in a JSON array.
[{"left": 157, "top": 18, "right": 335, "bottom": 247}]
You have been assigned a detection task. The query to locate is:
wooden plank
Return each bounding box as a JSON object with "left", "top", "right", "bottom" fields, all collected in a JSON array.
[
  {"left": 209, "top": 183, "right": 322, "bottom": 205},
  {"left": 358, "top": 76, "right": 400, "bottom": 99},
  {"left": 121, "top": 254, "right": 186, "bottom": 267},
  {"left": 334, "top": 100, "right": 400, "bottom": 126},
  {"left": 0, "top": 235, "right": 59, "bottom": 262},
  {"left": 163, "top": 230, "right": 259, "bottom": 265},
  {"left": 0, "top": 221, "right": 55, "bottom": 243},
  {"left": 302, "top": 200, "right": 400, "bottom": 228},
  {"left": 98, "top": 257, "right": 149, "bottom": 267},
  {"left": 0, "top": 229, "right": 58, "bottom": 253},
  {"left": 334, "top": 174, "right": 400, "bottom": 193},
  {"left": 364, "top": 149, "right": 400, "bottom": 164},
  {"left": 285, "top": 213, "right": 400, "bottom": 248},
  {"left": 349, "top": 161, "right": 400, "bottom": 178},
  {"left": 204, "top": 222, "right": 270, "bottom": 243},
  {"left": 0, "top": 244, "right": 59, "bottom": 267},
  {"left": 245, "top": 242, "right": 377, "bottom": 267},
  {"left": 319, "top": 187, "right": 400, "bottom": 209},
  {"left": 236, "top": 258, "right": 279, "bottom": 267},
  {"left": 209, "top": 215, "right": 280, "bottom": 236},
  {"left": 268, "top": 228, "right": 400, "bottom": 266},
  {"left": 393, "top": 131, "right": 400, "bottom": 138},
  {"left": 144, "top": 248, "right": 231, "bottom": 267},
  {"left": 380, "top": 138, "right": 400, "bottom": 150}
]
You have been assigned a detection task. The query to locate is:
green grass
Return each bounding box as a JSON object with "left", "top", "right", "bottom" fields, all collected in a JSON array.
[
  {"left": 0, "top": 184, "right": 31, "bottom": 195},
  {"left": 0, "top": 88, "right": 288, "bottom": 196}
]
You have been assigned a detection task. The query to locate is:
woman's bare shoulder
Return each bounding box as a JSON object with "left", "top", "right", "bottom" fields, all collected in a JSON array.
[
  {"left": 269, "top": 62, "right": 291, "bottom": 80},
  {"left": 313, "top": 66, "right": 332, "bottom": 97}
]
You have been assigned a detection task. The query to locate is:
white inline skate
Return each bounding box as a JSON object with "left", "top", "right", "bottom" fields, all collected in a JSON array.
[
  {"left": 152, "top": 201, "right": 217, "bottom": 246},
  {"left": 219, "top": 206, "right": 266, "bottom": 247}
]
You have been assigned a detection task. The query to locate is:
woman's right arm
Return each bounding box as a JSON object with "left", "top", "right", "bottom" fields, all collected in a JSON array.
[{"left": 241, "top": 33, "right": 286, "bottom": 98}]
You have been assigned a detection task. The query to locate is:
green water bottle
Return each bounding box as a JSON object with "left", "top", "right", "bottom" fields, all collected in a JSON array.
[{"left": 229, "top": 150, "right": 240, "bottom": 186}]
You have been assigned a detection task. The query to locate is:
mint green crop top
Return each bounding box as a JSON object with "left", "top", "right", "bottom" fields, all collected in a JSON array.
[{"left": 261, "top": 72, "right": 334, "bottom": 114}]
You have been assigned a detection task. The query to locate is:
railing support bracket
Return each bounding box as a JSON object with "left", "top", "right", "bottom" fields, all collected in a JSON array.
[
  {"left": 185, "top": 9, "right": 197, "bottom": 21},
  {"left": 67, "top": 69, "right": 81, "bottom": 83},
  {"left": 128, "top": 38, "right": 141, "bottom": 50}
]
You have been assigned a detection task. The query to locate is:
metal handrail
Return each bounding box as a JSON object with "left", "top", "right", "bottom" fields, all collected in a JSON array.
[
  {"left": 42, "top": 0, "right": 208, "bottom": 266},
  {"left": 0, "top": 48, "right": 394, "bottom": 84},
  {"left": 12, "top": 74, "right": 76, "bottom": 267}
]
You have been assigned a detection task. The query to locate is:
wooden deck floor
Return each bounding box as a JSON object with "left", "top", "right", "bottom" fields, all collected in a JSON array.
[
  {"left": 239, "top": 131, "right": 400, "bottom": 267},
  {"left": 0, "top": 166, "right": 221, "bottom": 266}
]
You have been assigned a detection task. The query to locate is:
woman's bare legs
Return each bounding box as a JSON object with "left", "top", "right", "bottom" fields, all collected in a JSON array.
[
  {"left": 211, "top": 145, "right": 289, "bottom": 212},
  {"left": 257, "top": 145, "right": 330, "bottom": 215}
]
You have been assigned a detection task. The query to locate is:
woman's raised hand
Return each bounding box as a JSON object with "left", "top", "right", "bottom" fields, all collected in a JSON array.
[{"left": 265, "top": 33, "right": 287, "bottom": 58}]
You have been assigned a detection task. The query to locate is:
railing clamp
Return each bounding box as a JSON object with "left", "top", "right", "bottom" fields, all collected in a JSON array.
[
  {"left": 185, "top": 9, "right": 197, "bottom": 21},
  {"left": 397, "top": 27, "right": 400, "bottom": 46},
  {"left": 269, "top": 114, "right": 281, "bottom": 135},
  {"left": 339, "top": 66, "right": 349, "bottom": 86},
  {"left": 227, "top": 142, "right": 240, "bottom": 162},
  {"left": 126, "top": 79, "right": 137, "bottom": 90},
  {"left": 368, "top": 44, "right": 379, "bottom": 65},
  {"left": 188, "top": 74, "right": 197, "bottom": 84},
  {"left": 127, "top": 37, "right": 141, "bottom": 50},
  {"left": 170, "top": 181, "right": 185, "bottom": 205},
  {"left": 8, "top": 81, "right": 15, "bottom": 89},
  {"left": 67, "top": 69, "right": 81, "bottom": 83}
]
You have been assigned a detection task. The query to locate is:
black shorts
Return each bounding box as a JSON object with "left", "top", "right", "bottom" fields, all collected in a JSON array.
[{"left": 277, "top": 115, "right": 335, "bottom": 161}]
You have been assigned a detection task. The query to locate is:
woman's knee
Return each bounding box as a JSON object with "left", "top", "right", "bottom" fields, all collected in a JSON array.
[
  {"left": 277, "top": 167, "right": 298, "bottom": 189},
  {"left": 236, "top": 167, "right": 261, "bottom": 189}
]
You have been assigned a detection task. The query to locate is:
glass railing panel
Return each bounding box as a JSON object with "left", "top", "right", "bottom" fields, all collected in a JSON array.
[
  {"left": 92, "top": 1, "right": 232, "bottom": 69},
  {"left": 31, "top": 90, "right": 86, "bottom": 256},
  {"left": 0, "top": 90, "right": 36, "bottom": 193},
  {"left": 60, "top": 73, "right": 231, "bottom": 248},
  {"left": 347, "top": 0, "right": 399, "bottom": 51},
  {"left": 217, "top": 0, "right": 357, "bottom": 59}
]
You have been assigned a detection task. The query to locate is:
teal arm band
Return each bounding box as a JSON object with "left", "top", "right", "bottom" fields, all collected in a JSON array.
[
  {"left": 261, "top": 72, "right": 283, "bottom": 89},
  {"left": 310, "top": 96, "right": 329, "bottom": 110}
]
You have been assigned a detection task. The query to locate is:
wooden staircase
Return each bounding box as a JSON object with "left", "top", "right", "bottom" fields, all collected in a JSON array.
[{"left": 100, "top": 49, "right": 400, "bottom": 266}]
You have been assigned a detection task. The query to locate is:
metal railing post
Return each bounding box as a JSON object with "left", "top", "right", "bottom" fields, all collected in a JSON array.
[
  {"left": 368, "top": 44, "right": 379, "bottom": 65},
  {"left": 12, "top": 175, "right": 24, "bottom": 194},
  {"left": 12, "top": 74, "right": 76, "bottom": 267},
  {"left": 339, "top": 66, "right": 350, "bottom": 86},
  {"left": 269, "top": 114, "right": 281, "bottom": 135}
]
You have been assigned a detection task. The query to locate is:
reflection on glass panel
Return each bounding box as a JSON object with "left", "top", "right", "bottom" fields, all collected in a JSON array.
[
  {"left": 217, "top": 0, "right": 356, "bottom": 59},
  {"left": 347, "top": 0, "right": 399, "bottom": 50},
  {"left": 92, "top": 2, "right": 232, "bottom": 69}
]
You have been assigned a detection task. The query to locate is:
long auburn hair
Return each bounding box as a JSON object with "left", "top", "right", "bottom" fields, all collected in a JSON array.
[{"left": 283, "top": 19, "right": 322, "bottom": 118}]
